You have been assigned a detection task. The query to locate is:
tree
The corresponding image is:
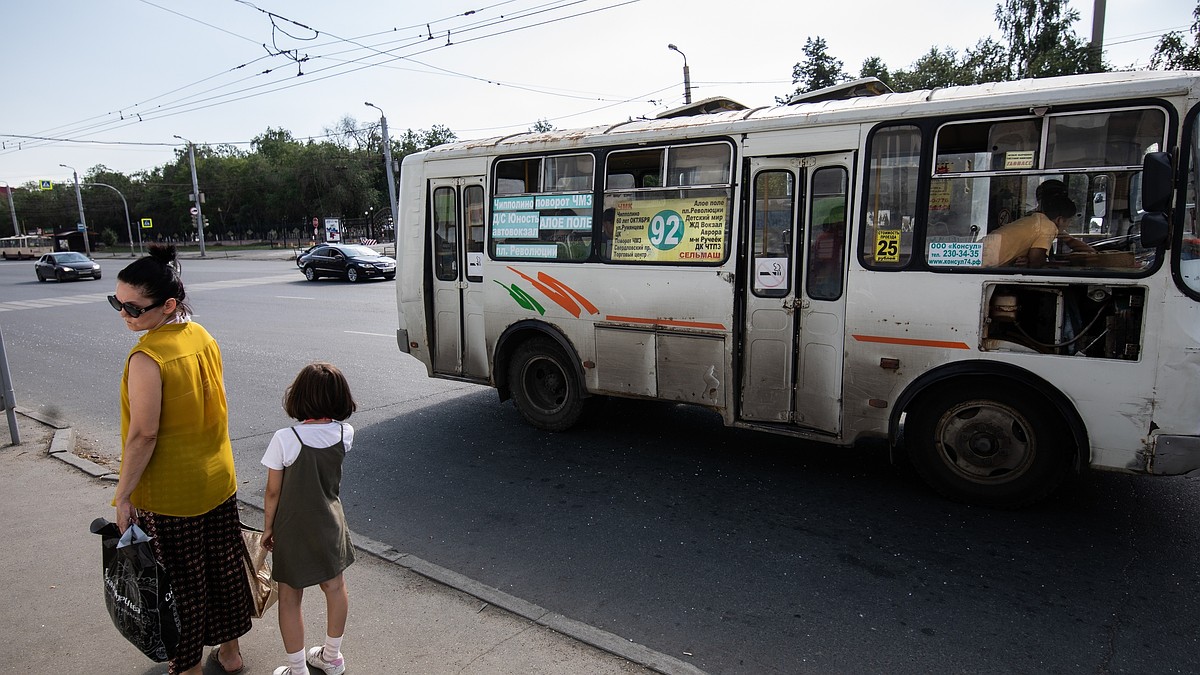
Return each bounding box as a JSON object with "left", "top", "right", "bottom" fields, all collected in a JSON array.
[
  {"left": 530, "top": 119, "right": 555, "bottom": 133},
  {"left": 890, "top": 47, "right": 967, "bottom": 92},
  {"left": 782, "top": 37, "right": 849, "bottom": 101},
  {"left": 995, "top": 0, "right": 1104, "bottom": 79},
  {"left": 859, "top": 56, "right": 891, "bottom": 89},
  {"left": 1151, "top": 2, "right": 1200, "bottom": 69}
]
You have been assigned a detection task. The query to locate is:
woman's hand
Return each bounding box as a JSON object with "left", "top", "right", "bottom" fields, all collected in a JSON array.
[
  {"left": 262, "top": 527, "right": 274, "bottom": 552},
  {"left": 116, "top": 497, "right": 137, "bottom": 533}
]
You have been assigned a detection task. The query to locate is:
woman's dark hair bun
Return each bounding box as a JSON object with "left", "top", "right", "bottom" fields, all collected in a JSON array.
[{"left": 147, "top": 243, "right": 178, "bottom": 266}]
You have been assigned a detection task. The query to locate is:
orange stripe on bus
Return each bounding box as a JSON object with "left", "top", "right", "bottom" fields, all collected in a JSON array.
[
  {"left": 852, "top": 334, "right": 972, "bottom": 350},
  {"left": 605, "top": 315, "right": 727, "bottom": 331}
]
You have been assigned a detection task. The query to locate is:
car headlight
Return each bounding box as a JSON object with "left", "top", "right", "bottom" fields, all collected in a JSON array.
[{"left": 57, "top": 266, "right": 69, "bottom": 272}]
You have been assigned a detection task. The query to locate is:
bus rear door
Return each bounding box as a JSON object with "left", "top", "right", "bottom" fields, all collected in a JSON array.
[
  {"left": 428, "top": 177, "right": 488, "bottom": 379},
  {"left": 740, "top": 153, "right": 852, "bottom": 434}
]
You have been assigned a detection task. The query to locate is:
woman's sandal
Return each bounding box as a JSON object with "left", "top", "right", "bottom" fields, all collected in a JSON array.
[{"left": 206, "top": 648, "right": 244, "bottom": 674}]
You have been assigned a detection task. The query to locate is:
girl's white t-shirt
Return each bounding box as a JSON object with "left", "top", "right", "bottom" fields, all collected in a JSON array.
[{"left": 260, "top": 421, "right": 354, "bottom": 470}]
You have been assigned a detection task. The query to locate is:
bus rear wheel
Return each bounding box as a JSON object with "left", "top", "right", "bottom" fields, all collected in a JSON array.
[
  {"left": 905, "top": 381, "right": 1073, "bottom": 508},
  {"left": 508, "top": 337, "right": 584, "bottom": 431}
]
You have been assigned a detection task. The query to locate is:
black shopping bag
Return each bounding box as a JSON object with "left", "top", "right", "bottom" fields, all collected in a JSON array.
[{"left": 90, "top": 518, "right": 181, "bottom": 662}]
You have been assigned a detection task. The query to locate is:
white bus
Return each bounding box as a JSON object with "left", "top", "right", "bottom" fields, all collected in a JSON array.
[
  {"left": 394, "top": 70, "right": 1200, "bottom": 507},
  {"left": 0, "top": 234, "right": 53, "bottom": 260}
]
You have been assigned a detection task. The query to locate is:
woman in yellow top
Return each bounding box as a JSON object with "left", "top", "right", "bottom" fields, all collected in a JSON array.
[{"left": 111, "top": 244, "right": 252, "bottom": 675}]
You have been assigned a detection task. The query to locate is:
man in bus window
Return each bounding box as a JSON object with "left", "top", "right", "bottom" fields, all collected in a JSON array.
[{"left": 985, "top": 194, "right": 1094, "bottom": 268}]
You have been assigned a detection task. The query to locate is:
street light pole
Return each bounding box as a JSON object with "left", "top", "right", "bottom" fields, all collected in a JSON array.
[
  {"left": 364, "top": 102, "right": 398, "bottom": 243},
  {"left": 173, "top": 135, "right": 207, "bottom": 257},
  {"left": 59, "top": 164, "right": 91, "bottom": 256},
  {"left": 1, "top": 182, "right": 19, "bottom": 237},
  {"left": 84, "top": 182, "right": 136, "bottom": 257},
  {"left": 667, "top": 43, "right": 692, "bottom": 104}
]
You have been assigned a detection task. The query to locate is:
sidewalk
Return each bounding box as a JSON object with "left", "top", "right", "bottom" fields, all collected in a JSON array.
[{"left": 1, "top": 410, "right": 700, "bottom": 674}]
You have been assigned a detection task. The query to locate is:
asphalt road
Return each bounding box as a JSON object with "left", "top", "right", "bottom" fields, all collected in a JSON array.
[{"left": 3, "top": 257, "right": 1199, "bottom": 674}]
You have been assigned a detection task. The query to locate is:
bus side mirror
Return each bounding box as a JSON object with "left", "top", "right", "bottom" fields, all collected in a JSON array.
[
  {"left": 1140, "top": 211, "right": 1169, "bottom": 249},
  {"left": 1142, "top": 151, "right": 1172, "bottom": 213}
]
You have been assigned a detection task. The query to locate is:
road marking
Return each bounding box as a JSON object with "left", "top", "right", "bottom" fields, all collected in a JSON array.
[
  {"left": 0, "top": 274, "right": 300, "bottom": 313},
  {"left": 344, "top": 330, "right": 392, "bottom": 338},
  {"left": 275, "top": 295, "right": 315, "bottom": 300}
]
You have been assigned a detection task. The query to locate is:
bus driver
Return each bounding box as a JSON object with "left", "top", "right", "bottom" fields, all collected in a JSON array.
[{"left": 985, "top": 194, "right": 1095, "bottom": 268}]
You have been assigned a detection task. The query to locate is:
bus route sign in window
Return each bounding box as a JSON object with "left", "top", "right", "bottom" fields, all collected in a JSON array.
[{"left": 491, "top": 153, "right": 595, "bottom": 262}]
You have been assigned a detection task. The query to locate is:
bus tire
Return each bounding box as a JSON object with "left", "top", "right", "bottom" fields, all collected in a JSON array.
[
  {"left": 508, "top": 337, "right": 584, "bottom": 431},
  {"left": 905, "top": 380, "right": 1073, "bottom": 508}
]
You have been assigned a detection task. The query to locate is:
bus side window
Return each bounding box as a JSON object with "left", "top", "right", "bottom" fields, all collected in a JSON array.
[{"left": 432, "top": 186, "right": 458, "bottom": 280}]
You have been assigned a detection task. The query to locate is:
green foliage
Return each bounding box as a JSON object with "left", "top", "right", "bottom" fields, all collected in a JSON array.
[
  {"left": 530, "top": 119, "right": 556, "bottom": 132},
  {"left": 1151, "top": 3, "right": 1200, "bottom": 69},
  {"left": 101, "top": 228, "right": 118, "bottom": 247},
  {"left": 995, "top": 0, "right": 1104, "bottom": 78},
  {"left": 782, "top": 37, "right": 849, "bottom": 100}
]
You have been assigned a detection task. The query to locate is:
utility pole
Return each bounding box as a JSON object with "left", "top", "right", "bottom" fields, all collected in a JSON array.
[
  {"left": 1091, "top": 0, "right": 1107, "bottom": 65},
  {"left": 174, "top": 135, "right": 207, "bottom": 257},
  {"left": 59, "top": 164, "right": 91, "bottom": 256},
  {"left": 365, "top": 102, "right": 399, "bottom": 243},
  {"left": 1, "top": 182, "right": 19, "bottom": 236}
]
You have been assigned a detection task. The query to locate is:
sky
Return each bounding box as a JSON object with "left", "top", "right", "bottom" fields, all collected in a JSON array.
[{"left": 0, "top": 0, "right": 1192, "bottom": 188}]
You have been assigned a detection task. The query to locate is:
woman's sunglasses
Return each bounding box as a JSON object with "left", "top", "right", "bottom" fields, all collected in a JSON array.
[{"left": 107, "top": 295, "right": 165, "bottom": 318}]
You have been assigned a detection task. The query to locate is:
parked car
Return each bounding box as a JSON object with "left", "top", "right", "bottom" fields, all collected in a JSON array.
[
  {"left": 297, "top": 243, "right": 396, "bottom": 282},
  {"left": 34, "top": 251, "right": 102, "bottom": 282}
]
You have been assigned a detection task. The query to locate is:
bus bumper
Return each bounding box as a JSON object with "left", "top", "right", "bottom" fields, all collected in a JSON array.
[{"left": 1151, "top": 435, "right": 1200, "bottom": 475}]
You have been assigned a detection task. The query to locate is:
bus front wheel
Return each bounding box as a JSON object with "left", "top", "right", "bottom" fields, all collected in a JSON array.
[
  {"left": 508, "top": 337, "right": 584, "bottom": 431},
  {"left": 905, "top": 381, "right": 1073, "bottom": 508}
]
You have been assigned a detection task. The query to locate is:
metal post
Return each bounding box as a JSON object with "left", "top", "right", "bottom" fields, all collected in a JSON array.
[
  {"left": 59, "top": 164, "right": 91, "bottom": 256},
  {"left": 0, "top": 322, "right": 20, "bottom": 445},
  {"left": 1, "top": 182, "right": 19, "bottom": 237},
  {"left": 84, "top": 182, "right": 135, "bottom": 256},
  {"left": 668, "top": 44, "right": 692, "bottom": 104},
  {"left": 175, "top": 135, "right": 207, "bottom": 257},
  {"left": 365, "top": 102, "right": 399, "bottom": 243}
]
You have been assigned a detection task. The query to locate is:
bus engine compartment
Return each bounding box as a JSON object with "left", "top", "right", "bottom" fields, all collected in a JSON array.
[{"left": 981, "top": 283, "right": 1145, "bottom": 360}]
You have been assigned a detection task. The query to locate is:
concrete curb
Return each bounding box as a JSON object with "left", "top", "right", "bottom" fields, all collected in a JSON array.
[{"left": 25, "top": 410, "right": 705, "bottom": 675}]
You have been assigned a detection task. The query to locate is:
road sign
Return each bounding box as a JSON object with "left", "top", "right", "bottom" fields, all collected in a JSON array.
[
  {"left": 39, "top": 180, "right": 52, "bottom": 191},
  {"left": 76, "top": 223, "right": 85, "bottom": 232},
  {"left": 140, "top": 218, "right": 153, "bottom": 229},
  {"left": 189, "top": 206, "right": 199, "bottom": 215}
]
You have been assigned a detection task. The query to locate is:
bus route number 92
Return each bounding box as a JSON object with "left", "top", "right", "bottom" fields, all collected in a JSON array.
[{"left": 649, "top": 210, "right": 684, "bottom": 251}]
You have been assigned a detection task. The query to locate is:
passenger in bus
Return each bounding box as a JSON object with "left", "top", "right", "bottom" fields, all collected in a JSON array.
[
  {"left": 985, "top": 195, "right": 1094, "bottom": 267},
  {"left": 810, "top": 206, "right": 846, "bottom": 295},
  {"left": 597, "top": 208, "right": 616, "bottom": 258}
]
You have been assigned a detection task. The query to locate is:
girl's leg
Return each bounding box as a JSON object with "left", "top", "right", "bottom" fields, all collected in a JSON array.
[
  {"left": 277, "top": 581, "right": 306, "bottom": 654},
  {"left": 318, "top": 573, "right": 349, "bottom": 657}
]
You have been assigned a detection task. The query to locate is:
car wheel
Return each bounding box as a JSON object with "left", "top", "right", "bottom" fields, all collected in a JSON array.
[
  {"left": 346, "top": 267, "right": 360, "bottom": 283},
  {"left": 905, "top": 379, "right": 1073, "bottom": 508},
  {"left": 55, "top": 270, "right": 66, "bottom": 282},
  {"left": 384, "top": 273, "right": 396, "bottom": 281},
  {"left": 508, "top": 337, "right": 586, "bottom": 431},
  {"left": 304, "top": 266, "right": 318, "bottom": 282},
  {"left": 93, "top": 271, "right": 102, "bottom": 280},
  {"left": 36, "top": 270, "right": 45, "bottom": 282}
]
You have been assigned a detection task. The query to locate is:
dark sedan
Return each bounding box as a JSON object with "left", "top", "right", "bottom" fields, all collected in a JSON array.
[
  {"left": 35, "top": 251, "right": 102, "bottom": 282},
  {"left": 297, "top": 243, "right": 395, "bottom": 282}
]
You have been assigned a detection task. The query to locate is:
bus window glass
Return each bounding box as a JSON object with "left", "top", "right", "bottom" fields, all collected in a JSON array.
[
  {"left": 751, "top": 170, "right": 794, "bottom": 297},
  {"left": 432, "top": 186, "right": 458, "bottom": 280},
  {"left": 603, "top": 142, "right": 733, "bottom": 265},
  {"left": 544, "top": 154, "right": 594, "bottom": 192},
  {"left": 667, "top": 143, "right": 731, "bottom": 186},
  {"left": 464, "top": 185, "right": 485, "bottom": 280},
  {"left": 495, "top": 158, "right": 541, "bottom": 194},
  {"left": 1046, "top": 109, "right": 1166, "bottom": 169},
  {"left": 807, "top": 167, "right": 848, "bottom": 300},
  {"left": 863, "top": 125, "right": 919, "bottom": 268},
  {"left": 936, "top": 118, "right": 1041, "bottom": 172},
  {"left": 491, "top": 153, "right": 594, "bottom": 262},
  {"left": 1182, "top": 120, "right": 1200, "bottom": 294}
]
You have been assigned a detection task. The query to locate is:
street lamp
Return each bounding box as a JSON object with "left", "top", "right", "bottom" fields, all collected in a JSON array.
[
  {"left": 667, "top": 43, "right": 696, "bottom": 104},
  {"left": 84, "top": 182, "right": 137, "bottom": 256},
  {"left": 1, "top": 182, "right": 19, "bottom": 237},
  {"left": 173, "top": 134, "right": 207, "bottom": 257},
  {"left": 364, "top": 102, "right": 398, "bottom": 243},
  {"left": 58, "top": 164, "right": 92, "bottom": 256}
]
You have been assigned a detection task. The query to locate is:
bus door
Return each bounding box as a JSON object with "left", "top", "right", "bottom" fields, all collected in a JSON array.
[
  {"left": 428, "top": 177, "right": 488, "bottom": 379},
  {"left": 740, "top": 153, "right": 851, "bottom": 434}
]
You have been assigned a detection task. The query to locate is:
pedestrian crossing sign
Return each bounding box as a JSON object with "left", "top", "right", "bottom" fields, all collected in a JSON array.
[
  {"left": 140, "top": 218, "right": 153, "bottom": 229},
  {"left": 39, "top": 180, "right": 52, "bottom": 190}
]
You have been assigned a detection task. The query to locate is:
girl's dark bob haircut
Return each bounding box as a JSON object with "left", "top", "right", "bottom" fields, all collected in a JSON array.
[{"left": 283, "top": 362, "right": 357, "bottom": 422}]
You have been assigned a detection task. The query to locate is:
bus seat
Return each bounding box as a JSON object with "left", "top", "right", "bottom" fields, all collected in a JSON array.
[{"left": 607, "top": 174, "right": 635, "bottom": 190}]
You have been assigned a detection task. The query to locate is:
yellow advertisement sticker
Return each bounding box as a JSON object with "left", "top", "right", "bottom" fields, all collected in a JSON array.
[
  {"left": 611, "top": 196, "right": 727, "bottom": 262},
  {"left": 875, "top": 230, "right": 901, "bottom": 262}
]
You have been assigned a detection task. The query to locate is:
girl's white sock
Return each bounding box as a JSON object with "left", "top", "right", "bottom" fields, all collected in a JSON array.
[
  {"left": 323, "top": 634, "right": 344, "bottom": 661},
  {"left": 287, "top": 648, "right": 306, "bottom": 674}
]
